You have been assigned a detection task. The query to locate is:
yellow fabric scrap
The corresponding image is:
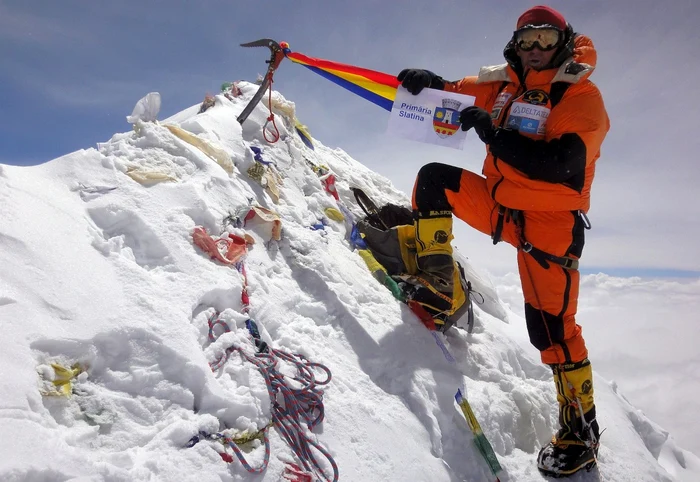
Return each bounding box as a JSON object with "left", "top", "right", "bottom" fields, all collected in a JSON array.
[
  {"left": 357, "top": 249, "right": 386, "bottom": 276},
  {"left": 294, "top": 119, "right": 314, "bottom": 149},
  {"left": 247, "top": 162, "right": 265, "bottom": 182},
  {"left": 263, "top": 168, "right": 282, "bottom": 203},
  {"left": 164, "top": 124, "right": 234, "bottom": 174},
  {"left": 324, "top": 207, "right": 344, "bottom": 222},
  {"left": 248, "top": 163, "right": 282, "bottom": 203},
  {"left": 227, "top": 424, "right": 271, "bottom": 445},
  {"left": 42, "top": 363, "right": 84, "bottom": 397},
  {"left": 126, "top": 167, "right": 177, "bottom": 184}
]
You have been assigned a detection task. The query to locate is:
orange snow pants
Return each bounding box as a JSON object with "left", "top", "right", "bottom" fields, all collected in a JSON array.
[{"left": 412, "top": 163, "right": 588, "bottom": 365}]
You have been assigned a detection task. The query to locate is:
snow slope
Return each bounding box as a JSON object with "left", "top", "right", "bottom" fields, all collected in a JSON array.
[{"left": 1, "top": 82, "right": 698, "bottom": 482}]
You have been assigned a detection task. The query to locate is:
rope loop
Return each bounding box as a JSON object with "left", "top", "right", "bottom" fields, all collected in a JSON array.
[
  {"left": 203, "top": 299, "right": 337, "bottom": 481},
  {"left": 263, "top": 75, "right": 280, "bottom": 143}
]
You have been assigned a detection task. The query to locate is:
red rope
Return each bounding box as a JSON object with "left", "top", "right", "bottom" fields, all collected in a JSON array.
[{"left": 263, "top": 74, "right": 280, "bottom": 144}]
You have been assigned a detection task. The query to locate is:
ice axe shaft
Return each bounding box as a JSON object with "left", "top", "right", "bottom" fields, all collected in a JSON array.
[{"left": 237, "top": 39, "right": 286, "bottom": 125}]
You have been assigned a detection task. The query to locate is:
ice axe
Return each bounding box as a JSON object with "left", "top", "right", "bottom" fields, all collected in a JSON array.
[{"left": 237, "top": 38, "right": 286, "bottom": 125}]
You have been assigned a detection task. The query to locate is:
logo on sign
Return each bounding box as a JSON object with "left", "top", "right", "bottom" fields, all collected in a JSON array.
[{"left": 433, "top": 98, "right": 462, "bottom": 138}]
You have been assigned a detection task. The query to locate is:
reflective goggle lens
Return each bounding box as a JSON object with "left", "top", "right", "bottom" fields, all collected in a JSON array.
[{"left": 515, "top": 27, "right": 561, "bottom": 51}]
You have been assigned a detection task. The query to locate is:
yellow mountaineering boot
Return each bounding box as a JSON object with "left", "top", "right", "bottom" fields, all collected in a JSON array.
[
  {"left": 538, "top": 359, "right": 600, "bottom": 477},
  {"left": 415, "top": 214, "right": 454, "bottom": 291},
  {"left": 407, "top": 214, "right": 456, "bottom": 327}
]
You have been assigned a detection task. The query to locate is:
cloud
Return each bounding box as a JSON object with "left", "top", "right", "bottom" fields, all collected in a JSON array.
[{"left": 493, "top": 271, "right": 700, "bottom": 453}]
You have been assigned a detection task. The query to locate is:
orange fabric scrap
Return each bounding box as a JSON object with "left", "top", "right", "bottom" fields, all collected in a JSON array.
[{"left": 193, "top": 226, "right": 248, "bottom": 265}]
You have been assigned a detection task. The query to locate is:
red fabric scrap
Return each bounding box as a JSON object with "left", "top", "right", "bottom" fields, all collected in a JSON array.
[
  {"left": 192, "top": 226, "right": 248, "bottom": 265},
  {"left": 322, "top": 174, "right": 339, "bottom": 200}
]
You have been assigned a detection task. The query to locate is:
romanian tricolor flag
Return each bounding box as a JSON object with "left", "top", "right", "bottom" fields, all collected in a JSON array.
[{"left": 284, "top": 49, "right": 400, "bottom": 112}]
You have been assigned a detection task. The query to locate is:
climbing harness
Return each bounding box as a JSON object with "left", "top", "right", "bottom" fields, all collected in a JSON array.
[
  {"left": 238, "top": 39, "right": 286, "bottom": 143},
  {"left": 492, "top": 206, "right": 582, "bottom": 270}
]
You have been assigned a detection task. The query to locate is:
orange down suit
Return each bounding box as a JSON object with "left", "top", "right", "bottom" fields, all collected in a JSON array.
[{"left": 412, "top": 35, "right": 610, "bottom": 365}]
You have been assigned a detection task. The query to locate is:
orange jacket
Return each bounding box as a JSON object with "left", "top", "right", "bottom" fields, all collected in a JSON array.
[{"left": 444, "top": 35, "right": 609, "bottom": 212}]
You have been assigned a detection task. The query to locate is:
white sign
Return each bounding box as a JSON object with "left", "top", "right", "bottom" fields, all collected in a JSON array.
[{"left": 386, "top": 87, "right": 475, "bottom": 150}]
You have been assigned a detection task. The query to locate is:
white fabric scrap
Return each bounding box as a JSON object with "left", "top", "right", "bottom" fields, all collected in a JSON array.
[{"left": 127, "top": 92, "right": 162, "bottom": 124}]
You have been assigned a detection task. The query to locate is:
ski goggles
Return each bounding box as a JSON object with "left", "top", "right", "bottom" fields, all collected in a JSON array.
[{"left": 514, "top": 26, "right": 562, "bottom": 51}]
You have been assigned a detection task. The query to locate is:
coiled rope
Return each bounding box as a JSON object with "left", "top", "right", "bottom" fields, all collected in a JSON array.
[{"left": 199, "top": 261, "right": 338, "bottom": 481}]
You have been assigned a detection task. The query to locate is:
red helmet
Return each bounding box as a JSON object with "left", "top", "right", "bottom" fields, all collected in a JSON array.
[{"left": 516, "top": 5, "right": 567, "bottom": 30}]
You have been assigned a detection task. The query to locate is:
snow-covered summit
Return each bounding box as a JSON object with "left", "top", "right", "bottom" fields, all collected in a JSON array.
[{"left": 0, "top": 83, "right": 698, "bottom": 481}]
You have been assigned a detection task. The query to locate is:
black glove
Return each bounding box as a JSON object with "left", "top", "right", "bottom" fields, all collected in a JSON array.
[
  {"left": 458, "top": 106, "right": 495, "bottom": 143},
  {"left": 489, "top": 129, "right": 588, "bottom": 183},
  {"left": 397, "top": 69, "right": 445, "bottom": 95}
]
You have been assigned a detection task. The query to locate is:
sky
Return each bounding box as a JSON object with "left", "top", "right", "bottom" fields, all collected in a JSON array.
[
  {"left": 1, "top": 89, "right": 699, "bottom": 481},
  {"left": 2, "top": 0, "right": 700, "bottom": 279}
]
